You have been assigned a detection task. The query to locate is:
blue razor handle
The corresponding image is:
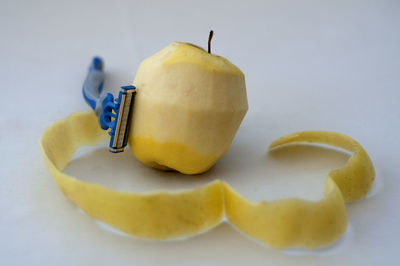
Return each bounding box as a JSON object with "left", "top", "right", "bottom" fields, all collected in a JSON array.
[
  {"left": 82, "top": 57, "right": 104, "bottom": 111},
  {"left": 82, "top": 57, "right": 136, "bottom": 153}
]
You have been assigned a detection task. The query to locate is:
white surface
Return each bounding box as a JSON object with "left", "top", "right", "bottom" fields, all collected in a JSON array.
[{"left": 1, "top": 0, "right": 399, "bottom": 265}]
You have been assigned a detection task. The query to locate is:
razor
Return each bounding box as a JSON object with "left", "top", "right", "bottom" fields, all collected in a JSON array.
[{"left": 82, "top": 57, "right": 136, "bottom": 153}]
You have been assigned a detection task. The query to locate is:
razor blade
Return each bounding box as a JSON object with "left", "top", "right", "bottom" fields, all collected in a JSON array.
[{"left": 82, "top": 57, "right": 136, "bottom": 153}]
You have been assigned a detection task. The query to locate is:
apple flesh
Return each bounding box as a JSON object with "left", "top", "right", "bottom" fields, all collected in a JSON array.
[{"left": 129, "top": 42, "right": 248, "bottom": 174}]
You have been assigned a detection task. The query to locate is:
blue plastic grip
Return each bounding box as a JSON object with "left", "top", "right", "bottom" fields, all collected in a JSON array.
[{"left": 82, "top": 57, "right": 105, "bottom": 110}]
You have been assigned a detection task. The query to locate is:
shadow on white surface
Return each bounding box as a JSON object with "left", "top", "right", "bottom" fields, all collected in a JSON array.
[
  {"left": 90, "top": 212, "right": 355, "bottom": 257},
  {"left": 365, "top": 166, "right": 384, "bottom": 199}
]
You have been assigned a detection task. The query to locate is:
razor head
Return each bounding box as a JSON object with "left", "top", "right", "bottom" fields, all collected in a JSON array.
[{"left": 108, "top": 85, "right": 136, "bottom": 153}]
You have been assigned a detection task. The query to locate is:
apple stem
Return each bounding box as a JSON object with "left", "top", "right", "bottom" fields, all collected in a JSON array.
[{"left": 208, "top": 30, "right": 214, "bottom": 54}]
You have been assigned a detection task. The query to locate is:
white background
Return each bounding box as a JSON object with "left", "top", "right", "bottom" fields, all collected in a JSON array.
[{"left": 1, "top": 0, "right": 399, "bottom": 265}]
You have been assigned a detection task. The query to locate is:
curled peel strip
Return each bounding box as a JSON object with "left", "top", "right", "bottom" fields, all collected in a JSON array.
[
  {"left": 39, "top": 111, "right": 374, "bottom": 249},
  {"left": 39, "top": 111, "right": 223, "bottom": 239},
  {"left": 269, "top": 131, "right": 375, "bottom": 203},
  {"left": 227, "top": 131, "right": 375, "bottom": 248}
]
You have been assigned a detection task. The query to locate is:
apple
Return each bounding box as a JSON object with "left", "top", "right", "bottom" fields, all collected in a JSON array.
[{"left": 129, "top": 41, "right": 248, "bottom": 174}]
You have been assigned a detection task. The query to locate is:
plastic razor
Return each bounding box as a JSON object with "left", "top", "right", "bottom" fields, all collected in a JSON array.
[{"left": 82, "top": 57, "right": 136, "bottom": 153}]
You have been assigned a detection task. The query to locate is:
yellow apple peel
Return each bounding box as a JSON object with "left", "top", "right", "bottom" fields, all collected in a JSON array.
[
  {"left": 39, "top": 111, "right": 224, "bottom": 239},
  {"left": 39, "top": 111, "right": 374, "bottom": 249},
  {"left": 269, "top": 131, "right": 375, "bottom": 202}
]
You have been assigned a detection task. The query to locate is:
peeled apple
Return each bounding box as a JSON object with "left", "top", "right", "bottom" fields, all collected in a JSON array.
[{"left": 129, "top": 42, "right": 248, "bottom": 174}]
